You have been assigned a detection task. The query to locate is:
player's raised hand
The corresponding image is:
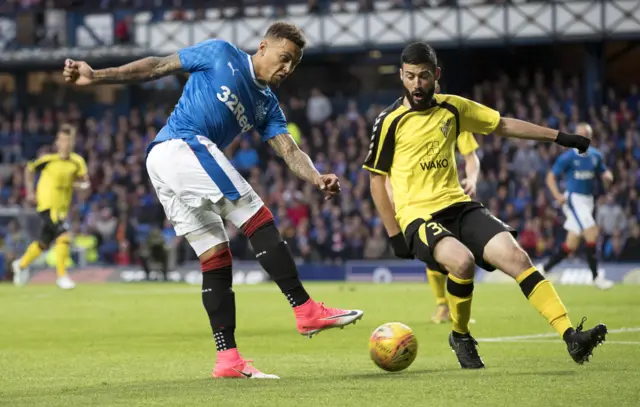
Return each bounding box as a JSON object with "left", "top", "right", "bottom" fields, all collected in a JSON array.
[
  {"left": 314, "top": 174, "right": 341, "bottom": 200},
  {"left": 461, "top": 178, "right": 477, "bottom": 198},
  {"left": 63, "top": 59, "right": 94, "bottom": 86}
]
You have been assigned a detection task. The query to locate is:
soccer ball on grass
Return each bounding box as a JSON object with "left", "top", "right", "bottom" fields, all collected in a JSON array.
[{"left": 368, "top": 322, "right": 418, "bottom": 372}]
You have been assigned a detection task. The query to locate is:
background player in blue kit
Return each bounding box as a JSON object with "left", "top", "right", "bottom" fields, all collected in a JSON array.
[
  {"left": 540, "top": 122, "right": 615, "bottom": 290},
  {"left": 63, "top": 22, "right": 363, "bottom": 379}
]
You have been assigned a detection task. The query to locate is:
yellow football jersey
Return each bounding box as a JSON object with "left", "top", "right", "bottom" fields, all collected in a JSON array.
[
  {"left": 363, "top": 94, "right": 499, "bottom": 232},
  {"left": 27, "top": 153, "right": 88, "bottom": 221}
]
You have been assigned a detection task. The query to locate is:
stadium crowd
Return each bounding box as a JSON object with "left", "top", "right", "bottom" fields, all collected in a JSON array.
[
  {"left": 1, "top": 69, "right": 640, "bottom": 275},
  {"left": 0, "top": 0, "right": 564, "bottom": 15}
]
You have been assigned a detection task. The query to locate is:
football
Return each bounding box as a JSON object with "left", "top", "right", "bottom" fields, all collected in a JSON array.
[{"left": 368, "top": 322, "right": 418, "bottom": 372}]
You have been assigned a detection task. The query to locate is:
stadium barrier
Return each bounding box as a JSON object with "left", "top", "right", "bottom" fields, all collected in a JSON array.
[{"left": 4, "top": 260, "right": 640, "bottom": 285}]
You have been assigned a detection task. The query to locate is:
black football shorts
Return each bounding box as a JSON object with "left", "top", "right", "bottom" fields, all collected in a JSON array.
[
  {"left": 38, "top": 210, "right": 69, "bottom": 245},
  {"left": 404, "top": 201, "right": 517, "bottom": 274}
]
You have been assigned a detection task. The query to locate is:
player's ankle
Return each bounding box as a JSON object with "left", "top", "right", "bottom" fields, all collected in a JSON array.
[
  {"left": 451, "top": 330, "right": 470, "bottom": 338},
  {"left": 562, "top": 327, "right": 576, "bottom": 341},
  {"left": 293, "top": 298, "right": 316, "bottom": 314},
  {"left": 216, "top": 348, "right": 242, "bottom": 364}
]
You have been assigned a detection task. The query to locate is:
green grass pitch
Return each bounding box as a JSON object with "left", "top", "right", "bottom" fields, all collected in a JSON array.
[{"left": 1, "top": 282, "right": 639, "bottom": 406}]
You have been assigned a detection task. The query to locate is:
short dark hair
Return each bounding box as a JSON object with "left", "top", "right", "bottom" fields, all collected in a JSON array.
[
  {"left": 401, "top": 42, "right": 437, "bottom": 68},
  {"left": 58, "top": 123, "right": 76, "bottom": 138},
  {"left": 265, "top": 21, "right": 306, "bottom": 49}
]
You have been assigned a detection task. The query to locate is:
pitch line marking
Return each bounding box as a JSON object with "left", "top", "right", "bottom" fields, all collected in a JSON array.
[
  {"left": 480, "top": 339, "right": 640, "bottom": 345},
  {"left": 478, "top": 327, "right": 640, "bottom": 342}
]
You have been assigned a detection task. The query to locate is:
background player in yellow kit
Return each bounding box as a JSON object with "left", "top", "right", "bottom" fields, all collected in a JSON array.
[{"left": 13, "top": 124, "right": 90, "bottom": 290}]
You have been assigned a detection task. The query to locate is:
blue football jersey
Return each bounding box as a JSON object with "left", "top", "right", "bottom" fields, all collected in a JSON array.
[
  {"left": 551, "top": 147, "right": 607, "bottom": 195},
  {"left": 149, "top": 39, "right": 288, "bottom": 153}
]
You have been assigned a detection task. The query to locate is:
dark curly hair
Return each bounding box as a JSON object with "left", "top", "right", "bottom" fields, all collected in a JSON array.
[{"left": 265, "top": 21, "right": 306, "bottom": 50}]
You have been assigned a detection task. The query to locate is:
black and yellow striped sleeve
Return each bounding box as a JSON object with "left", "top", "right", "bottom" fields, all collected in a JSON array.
[
  {"left": 363, "top": 102, "right": 404, "bottom": 175},
  {"left": 26, "top": 154, "right": 55, "bottom": 172}
]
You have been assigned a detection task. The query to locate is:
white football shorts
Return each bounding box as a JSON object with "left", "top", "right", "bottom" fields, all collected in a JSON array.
[
  {"left": 146, "top": 135, "right": 264, "bottom": 256},
  {"left": 561, "top": 192, "right": 596, "bottom": 235}
]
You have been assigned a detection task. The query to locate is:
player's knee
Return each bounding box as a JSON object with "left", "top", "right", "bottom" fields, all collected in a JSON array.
[
  {"left": 56, "top": 234, "right": 71, "bottom": 245},
  {"left": 241, "top": 205, "right": 274, "bottom": 238},
  {"left": 583, "top": 226, "right": 599, "bottom": 243},
  {"left": 563, "top": 241, "right": 578, "bottom": 253},
  {"left": 444, "top": 252, "right": 475, "bottom": 280},
  {"left": 199, "top": 243, "right": 231, "bottom": 264}
]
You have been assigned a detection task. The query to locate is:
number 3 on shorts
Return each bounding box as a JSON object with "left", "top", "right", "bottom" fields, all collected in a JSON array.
[{"left": 426, "top": 221, "right": 446, "bottom": 236}]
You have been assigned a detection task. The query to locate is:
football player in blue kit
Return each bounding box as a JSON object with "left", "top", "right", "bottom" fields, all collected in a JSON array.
[
  {"left": 63, "top": 22, "right": 363, "bottom": 379},
  {"left": 540, "top": 122, "right": 615, "bottom": 290}
]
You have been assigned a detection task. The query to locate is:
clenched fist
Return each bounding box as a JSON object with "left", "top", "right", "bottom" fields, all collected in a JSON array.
[
  {"left": 314, "top": 174, "right": 341, "bottom": 200},
  {"left": 63, "top": 59, "right": 95, "bottom": 86}
]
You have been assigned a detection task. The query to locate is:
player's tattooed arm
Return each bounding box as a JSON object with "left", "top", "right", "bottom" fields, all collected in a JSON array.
[
  {"left": 268, "top": 133, "right": 340, "bottom": 199},
  {"left": 268, "top": 133, "right": 319, "bottom": 183},
  {"left": 64, "top": 54, "right": 181, "bottom": 85},
  {"left": 79, "top": 54, "right": 183, "bottom": 85}
]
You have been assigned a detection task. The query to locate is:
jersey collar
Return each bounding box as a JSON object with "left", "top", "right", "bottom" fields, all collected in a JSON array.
[
  {"left": 247, "top": 55, "right": 268, "bottom": 90},
  {"left": 402, "top": 96, "right": 438, "bottom": 112}
]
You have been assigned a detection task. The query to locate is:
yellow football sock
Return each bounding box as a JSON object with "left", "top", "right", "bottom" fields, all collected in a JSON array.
[
  {"left": 427, "top": 268, "right": 447, "bottom": 306},
  {"left": 55, "top": 235, "right": 71, "bottom": 278},
  {"left": 517, "top": 266, "right": 573, "bottom": 337},
  {"left": 19, "top": 242, "right": 43, "bottom": 269},
  {"left": 446, "top": 274, "right": 474, "bottom": 335}
]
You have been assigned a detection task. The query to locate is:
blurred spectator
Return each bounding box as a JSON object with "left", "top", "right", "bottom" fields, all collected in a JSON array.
[
  {"left": 597, "top": 194, "right": 627, "bottom": 242},
  {"left": 307, "top": 88, "right": 332, "bottom": 125},
  {"left": 139, "top": 226, "right": 170, "bottom": 281},
  {"left": 232, "top": 138, "right": 260, "bottom": 178},
  {"left": 114, "top": 15, "right": 133, "bottom": 44},
  {"left": 363, "top": 225, "right": 389, "bottom": 259}
]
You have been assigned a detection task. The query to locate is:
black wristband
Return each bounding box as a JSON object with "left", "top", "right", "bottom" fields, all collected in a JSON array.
[
  {"left": 389, "top": 232, "right": 413, "bottom": 259},
  {"left": 555, "top": 132, "right": 573, "bottom": 146},
  {"left": 389, "top": 232, "right": 405, "bottom": 244},
  {"left": 555, "top": 131, "right": 590, "bottom": 152}
]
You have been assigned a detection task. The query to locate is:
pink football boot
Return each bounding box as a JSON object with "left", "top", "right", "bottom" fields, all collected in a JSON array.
[
  {"left": 294, "top": 299, "right": 364, "bottom": 338},
  {"left": 212, "top": 349, "right": 279, "bottom": 379}
]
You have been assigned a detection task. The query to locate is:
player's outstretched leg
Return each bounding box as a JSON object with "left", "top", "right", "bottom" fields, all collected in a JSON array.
[
  {"left": 241, "top": 206, "right": 363, "bottom": 338},
  {"left": 12, "top": 241, "right": 46, "bottom": 286},
  {"left": 483, "top": 232, "right": 607, "bottom": 364},
  {"left": 201, "top": 246, "right": 279, "bottom": 379}
]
